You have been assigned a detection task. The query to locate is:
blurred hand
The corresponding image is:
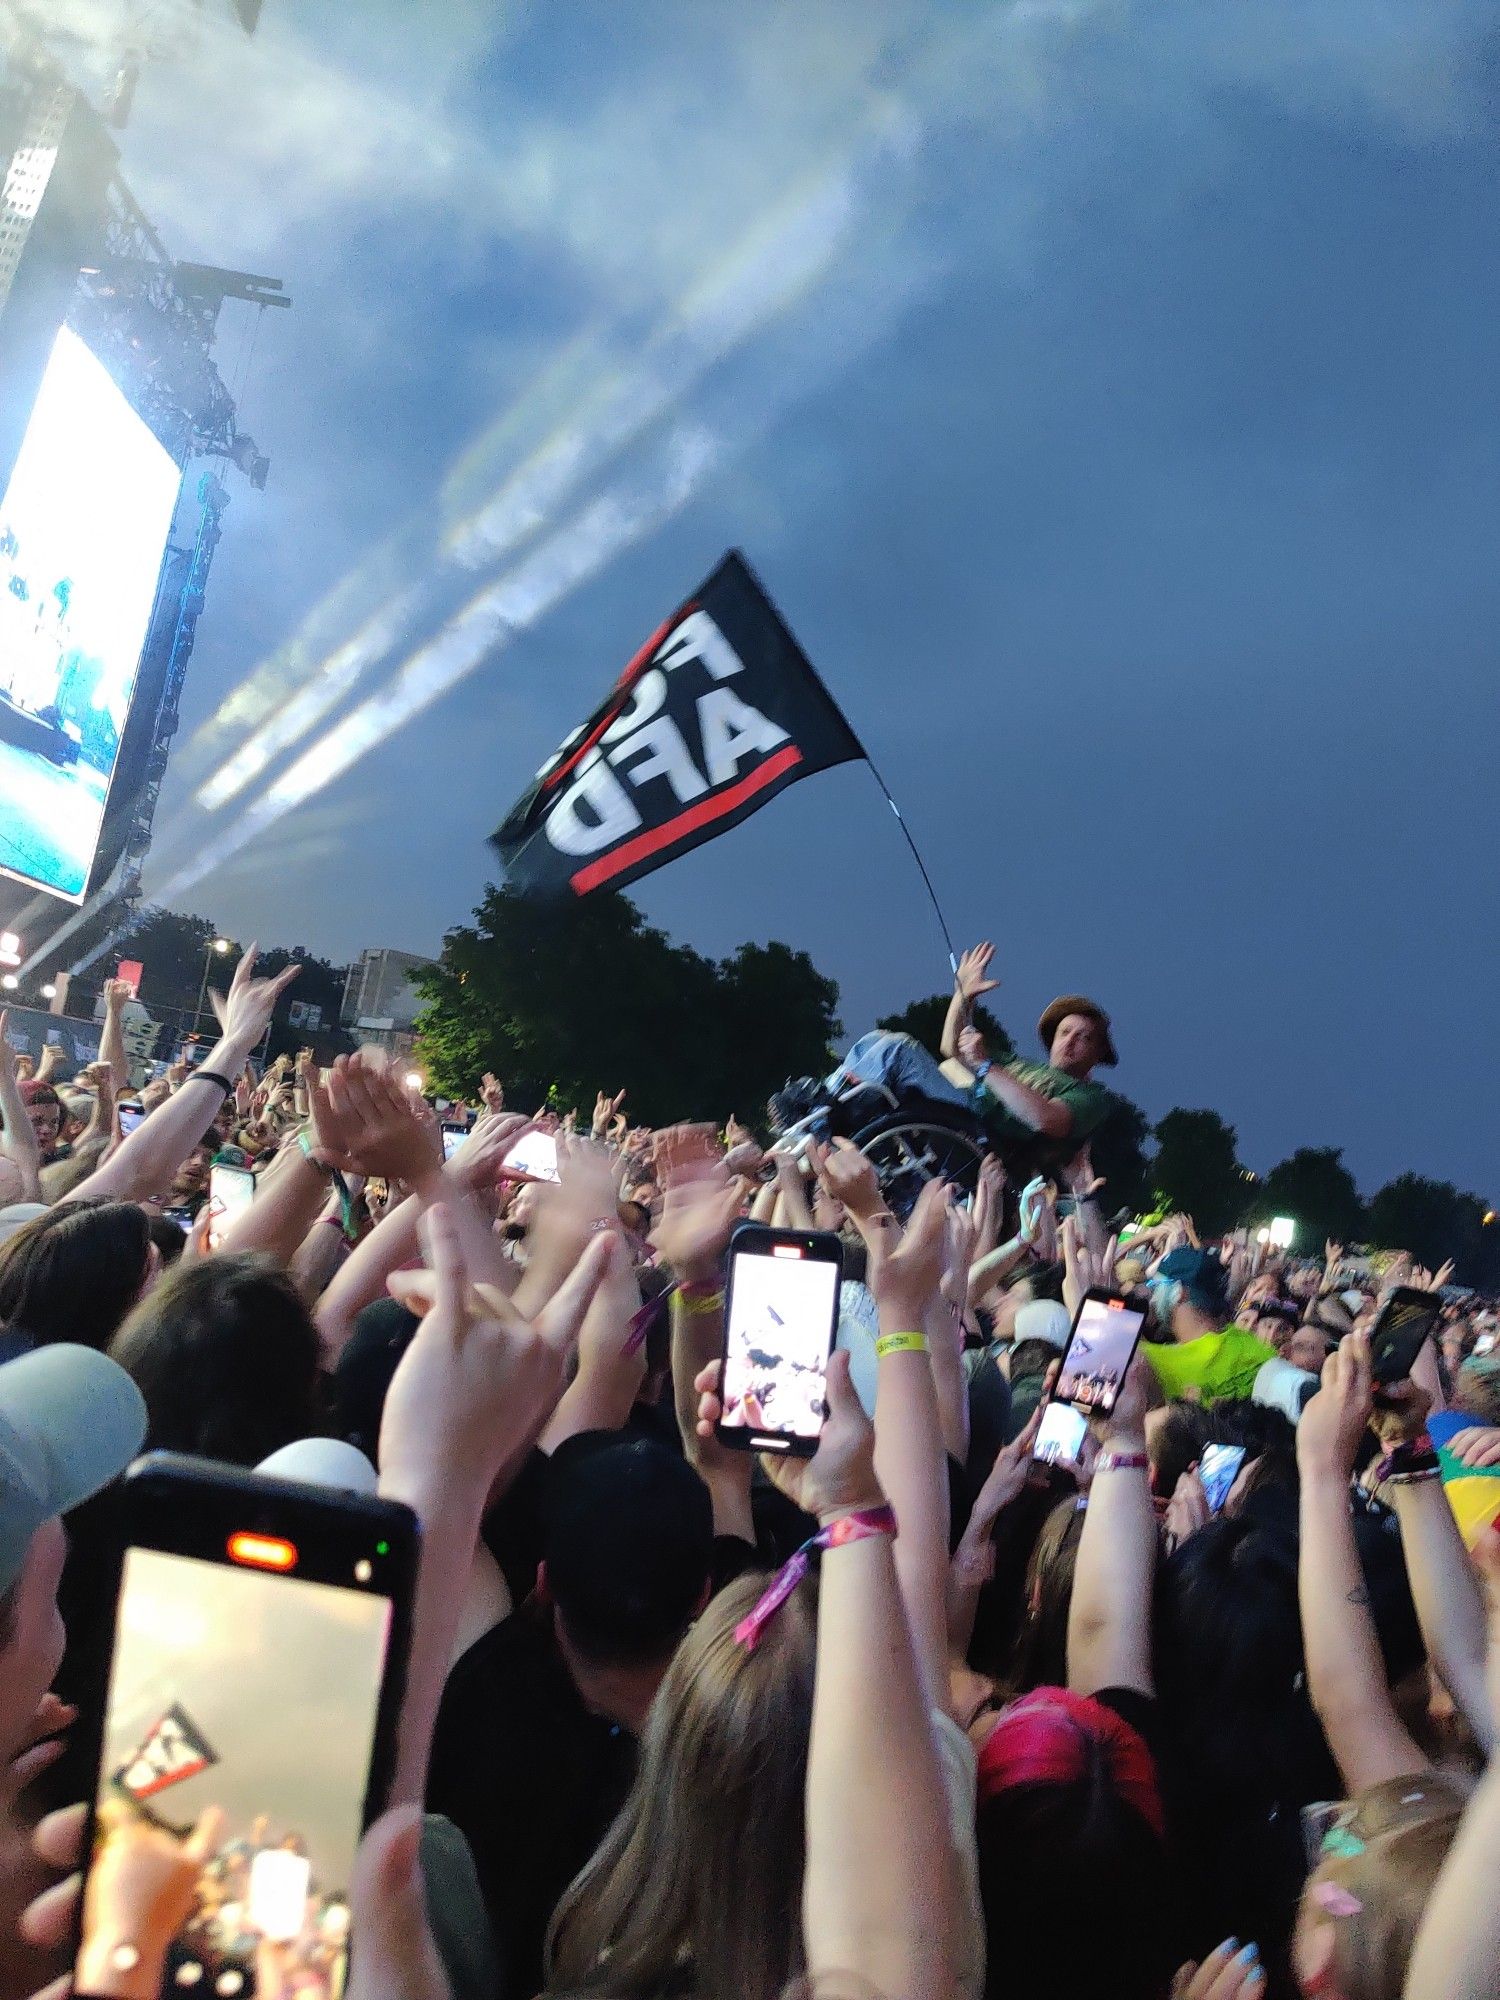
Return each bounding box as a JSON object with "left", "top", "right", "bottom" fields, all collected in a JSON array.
[
  {"left": 591, "top": 1088, "right": 626, "bottom": 1139},
  {"left": 806, "top": 1135, "right": 885, "bottom": 1224},
  {"left": 1369, "top": 1376, "right": 1432, "bottom": 1449},
  {"left": 1092, "top": 1350, "right": 1152, "bottom": 1450},
  {"left": 956, "top": 1026, "right": 989, "bottom": 1071},
  {"left": 479, "top": 1071, "right": 505, "bottom": 1113},
  {"left": 698, "top": 1348, "right": 882, "bottom": 1526},
  {"left": 651, "top": 1131, "right": 743, "bottom": 1282},
  {"left": 103, "top": 978, "right": 133, "bottom": 1015},
  {"left": 345, "top": 1806, "right": 449, "bottom": 2000},
  {"left": 1297, "top": 1331, "right": 1375, "bottom": 1481},
  {"left": 444, "top": 1110, "right": 537, "bottom": 1193},
  {"left": 954, "top": 941, "right": 1000, "bottom": 1003},
  {"left": 309, "top": 1053, "right": 440, "bottom": 1183},
  {"left": 1171, "top": 1939, "right": 1266, "bottom": 2000},
  {"left": 970, "top": 1405, "right": 1044, "bottom": 1525},
  {"left": 877, "top": 1177, "right": 951, "bottom": 1324},
  {"left": 1164, "top": 1467, "right": 1211, "bottom": 1549},
  {"left": 1447, "top": 1425, "right": 1500, "bottom": 1470}
]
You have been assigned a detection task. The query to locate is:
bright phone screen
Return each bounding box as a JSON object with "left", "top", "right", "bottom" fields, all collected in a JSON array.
[
  {"left": 720, "top": 1244, "right": 840, "bottom": 1444},
  {"left": 501, "top": 1131, "right": 560, "bottom": 1183},
  {"left": 440, "top": 1126, "right": 468, "bottom": 1161},
  {"left": 1034, "top": 1294, "right": 1147, "bottom": 1465},
  {"left": 78, "top": 1549, "right": 394, "bottom": 2000}
]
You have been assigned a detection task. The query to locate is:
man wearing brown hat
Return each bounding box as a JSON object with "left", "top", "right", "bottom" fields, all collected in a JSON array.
[
  {"left": 808, "top": 940, "right": 1117, "bottom": 1178},
  {"left": 940, "top": 940, "right": 1117, "bottom": 1174}
]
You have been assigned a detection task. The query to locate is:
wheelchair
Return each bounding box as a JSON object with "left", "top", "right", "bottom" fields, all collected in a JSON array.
[{"left": 770, "top": 1074, "right": 990, "bottom": 1218}]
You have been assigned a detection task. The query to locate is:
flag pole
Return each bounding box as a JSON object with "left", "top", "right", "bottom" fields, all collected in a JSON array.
[{"left": 859, "top": 755, "right": 959, "bottom": 977}]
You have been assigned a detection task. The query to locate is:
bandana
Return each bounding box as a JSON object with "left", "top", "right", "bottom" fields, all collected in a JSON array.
[{"left": 975, "top": 1686, "right": 1165, "bottom": 1837}]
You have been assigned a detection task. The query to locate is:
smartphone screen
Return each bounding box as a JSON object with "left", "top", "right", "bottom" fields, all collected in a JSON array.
[
  {"left": 1370, "top": 1287, "right": 1441, "bottom": 1385},
  {"left": 500, "top": 1130, "right": 560, "bottom": 1184},
  {"left": 440, "top": 1124, "right": 468, "bottom": 1162},
  {"left": 717, "top": 1225, "right": 843, "bottom": 1456},
  {"left": 1034, "top": 1290, "right": 1148, "bottom": 1466},
  {"left": 1199, "top": 1442, "right": 1248, "bottom": 1513},
  {"left": 117, "top": 1103, "right": 146, "bottom": 1138},
  {"left": 206, "top": 1164, "right": 255, "bottom": 1251},
  {"left": 74, "top": 1458, "right": 415, "bottom": 2000}
]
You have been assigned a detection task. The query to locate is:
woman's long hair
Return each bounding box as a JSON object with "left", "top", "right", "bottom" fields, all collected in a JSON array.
[
  {"left": 545, "top": 1570, "right": 818, "bottom": 2000},
  {"left": 0, "top": 1199, "right": 152, "bottom": 1350},
  {"left": 109, "top": 1253, "right": 324, "bottom": 1465}
]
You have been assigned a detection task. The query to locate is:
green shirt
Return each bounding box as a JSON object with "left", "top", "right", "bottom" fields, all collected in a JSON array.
[
  {"left": 1143, "top": 1327, "right": 1277, "bottom": 1406},
  {"left": 979, "top": 1060, "right": 1114, "bottom": 1177}
]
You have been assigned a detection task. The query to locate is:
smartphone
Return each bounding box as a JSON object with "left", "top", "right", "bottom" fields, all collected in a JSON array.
[
  {"left": 162, "top": 1207, "right": 195, "bottom": 1234},
  {"left": 500, "top": 1129, "right": 560, "bottom": 1184},
  {"left": 440, "top": 1123, "right": 469, "bottom": 1162},
  {"left": 206, "top": 1162, "right": 255, "bottom": 1251},
  {"left": 1034, "top": 1289, "right": 1149, "bottom": 1467},
  {"left": 1198, "top": 1442, "right": 1247, "bottom": 1514},
  {"left": 716, "top": 1222, "right": 844, "bottom": 1456},
  {"left": 72, "top": 1454, "right": 417, "bottom": 2000},
  {"left": 1370, "top": 1286, "right": 1442, "bottom": 1386},
  {"left": 118, "top": 1103, "right": 146, "bottom": 1138}
]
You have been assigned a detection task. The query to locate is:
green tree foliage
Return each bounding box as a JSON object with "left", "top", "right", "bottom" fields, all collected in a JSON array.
[
  {"left": 1250, "top": 1147, "right": 1366, "bottom": 1247},
  {"left": 1150, "top": 1108, "right": 1250, "bottom": 1237},
  {"left": 1090, "top": 1093, "right": 1153, "bottom": 1218},
  {"left": 876, "top": 994, "right": 1015, "bottom": 1063},
  {"left": 1366, "top": 1173, "right": 1489, "bottom": 1281},
  {"left": 412, "top": 886, "right": 841, "bottom": 1126}
]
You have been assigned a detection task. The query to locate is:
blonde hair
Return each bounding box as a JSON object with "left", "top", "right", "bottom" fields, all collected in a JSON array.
[
  {"left": 545, "top": 1570, "right": 818, "bottom": 2000},
  {"left": 1304, "top": 1772, "right": 1472, "bottom": 2000}
]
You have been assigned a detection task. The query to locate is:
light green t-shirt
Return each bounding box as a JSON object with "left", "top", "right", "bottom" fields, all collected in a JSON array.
[{"left": 1143, "top": 1327, "right": 1277, "bottom": 1406}]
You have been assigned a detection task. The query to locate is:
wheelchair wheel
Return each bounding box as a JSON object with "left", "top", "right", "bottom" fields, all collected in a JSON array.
[{"left": 851, "top": 1105, "right": 988, "bottom": 1218}]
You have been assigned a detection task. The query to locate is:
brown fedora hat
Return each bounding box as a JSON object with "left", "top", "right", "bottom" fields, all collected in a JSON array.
[{"left": 1037, "top": 995, "right": 1118, "bottom": 1068}]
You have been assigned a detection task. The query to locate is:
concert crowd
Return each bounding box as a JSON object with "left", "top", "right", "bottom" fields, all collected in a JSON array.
[{"left": 0, "top": 939, "right": 1496, "bottom": 2000}]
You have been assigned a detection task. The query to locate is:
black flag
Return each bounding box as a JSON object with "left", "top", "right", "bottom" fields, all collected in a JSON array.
[
  {"left": 113, "top": 1702, "right": 220, "bottom": 1802},
  {"left": 493, "top": 552, "right": 863, "bottom": 898}
]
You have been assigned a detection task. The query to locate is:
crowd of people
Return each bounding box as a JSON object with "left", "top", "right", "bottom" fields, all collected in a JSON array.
[{"left": 0, "top": 936, "right": 1496, "bottom": 2000}]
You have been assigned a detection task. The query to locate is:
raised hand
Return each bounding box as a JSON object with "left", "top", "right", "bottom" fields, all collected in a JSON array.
[
  {"left": 445, "top": 1110, "right": 537, "bottom": 1191},
  {"left": 806, "top": 1135, "right": 886, "bottom": 1223},
  {"left": 1063, "top": 1143, "right": 1106, "bottom": 1201},
  {"left": 1297, "top": 1330, "right": 1375, "bottom": 1481},
  {"left": 479, "top": 1071, "right": 505, "bottom": 1113},
  {"left": 309, "top": 1052, "right": 440, "bottom": 1183},
  {"left": 591, "top": 1087, "right": 627, "bottom": 1139},
  {"left": 652, "top": 1130, "right": 744, "bottom": 1281},
  {"left": 1171, "top": 1938, "right": 1266, "bottom": 1999},
  {"left": 954, "top": 941, "right": 1000, "bottom": 1003},
  {"left": 878, "top": 1177, "right": 952, "bottom": 1322},
  {"left": 956, "top": 1025, "right": 989, "bottom": 1071},
  {"left": 209, "top": 943, "right": 301, "bottom": 1051},
  {"left": 697, "top": 1348, "right": 882, "bottom": 1525}
]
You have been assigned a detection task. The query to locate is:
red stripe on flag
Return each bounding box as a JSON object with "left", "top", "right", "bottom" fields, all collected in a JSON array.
[
  {"left": 569, "top": 745, "right": 804, "bottom": 895},
  {"left": 542, "top": 606, "right": 697, "bottom": 795}
]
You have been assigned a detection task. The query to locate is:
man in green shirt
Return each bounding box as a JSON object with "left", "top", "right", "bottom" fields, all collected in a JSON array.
[{"left": 817, "top": 939, "right": 1119, "bottom": 1180}]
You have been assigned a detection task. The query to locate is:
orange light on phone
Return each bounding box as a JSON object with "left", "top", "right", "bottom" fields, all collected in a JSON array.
[{"left": 227, "top": 1532, "right": 298, "bottom": 1572}]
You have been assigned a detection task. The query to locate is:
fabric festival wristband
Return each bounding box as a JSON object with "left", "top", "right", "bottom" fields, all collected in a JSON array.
[
  {"left": 1096, "top": 1451, "right": 1150, "bottom": 1474},
  {"left": 735, "top": 1505, "right": 897, "bottom": 1651},
  {"left": 677, "top": 1286, "right": 725, "bottom": 1317},
  {"left": 189, "top": 1069, "right": 234, "bottom": 1096},
  {"left": 875, "top": 1330, "right": 928, "bottom": 1359}
]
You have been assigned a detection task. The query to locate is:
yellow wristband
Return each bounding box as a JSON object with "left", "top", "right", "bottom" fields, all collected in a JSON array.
[{"left": 875, "top": 1330, "right": 929, "bottom": 1359}]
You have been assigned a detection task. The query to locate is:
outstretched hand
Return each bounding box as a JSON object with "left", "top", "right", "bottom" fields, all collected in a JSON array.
[
  {"left": 954, "top": 941, "right": 1000, "bottom": 1003},
  {"left": 697, "top": 1348, "right": 882, "bottom": 1526},
  {"left": 208, "top": 944, "right": 300, "bottom": 1049}
]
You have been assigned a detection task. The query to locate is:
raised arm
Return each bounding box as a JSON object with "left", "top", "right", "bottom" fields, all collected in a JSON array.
[
  {"left": 0, "top": 1013, "right": 42, "bottom": 1202},
  {"left": 377, "top": 1204, "right": 612, "bottom": 1806},
  {"left": 958, "top": 1024, "right": 1073, "bottom": 1139},
  {"left": 1373, "top": 1382, "right": 1493, "bottom": 1754},
  {"left": 941, "top": 941, "right": 999, "bottom": 1060},
  {"left": 872, "top": 1178, "right": 958, "bottom": 1716},
  {"left": 1069, "top": 1353, "right": 1156, "bottom": 1698},
  {"left": 98, "top": 980, "right": 132, "bottom": 1095},
  {"left": 1402, "top": 1526, "right": 1500, "bottom": 2000},
  {"left": 1295, "top": 1333, "right": 1429, "bottom": 1793},
  {"left": 65, "top": 947, "right": 299, "bottom": 1205}
]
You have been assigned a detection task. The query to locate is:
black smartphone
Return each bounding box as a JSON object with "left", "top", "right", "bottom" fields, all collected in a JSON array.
[
  {"left": 716, "top": 1222, "right": 843, "bottom": 1457},
  {"left": 72, "top": 1454, "right": 418, "bottom": 2000},
  {"left": 1370, "top": 1286, "right": 1441, "bottom": 1386},
  {"left": 440, "top": 1123, "right": 468, "bottom": 1162},
  {"left": 1034, "top": 1288, "right": 1149, "bottom": 1466}
]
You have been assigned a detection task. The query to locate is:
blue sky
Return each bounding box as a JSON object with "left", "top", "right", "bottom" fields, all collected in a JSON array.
[{"left": 40, "top": 0, "right": 1498, "bottom": 1196}]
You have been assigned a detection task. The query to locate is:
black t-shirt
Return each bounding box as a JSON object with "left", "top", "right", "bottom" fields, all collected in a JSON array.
[{"left": 426, "top": 1602, "right": 635, "bottom": 2000}]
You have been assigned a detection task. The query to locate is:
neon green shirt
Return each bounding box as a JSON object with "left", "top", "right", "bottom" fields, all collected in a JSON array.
[{"left": 1143, "top": 1328, "right": 1277, "bottom": 1406}]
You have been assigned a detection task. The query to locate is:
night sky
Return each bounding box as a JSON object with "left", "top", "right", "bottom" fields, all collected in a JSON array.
[{"left": 41, "top": 0, "right": 1498, "bottom": 1196}]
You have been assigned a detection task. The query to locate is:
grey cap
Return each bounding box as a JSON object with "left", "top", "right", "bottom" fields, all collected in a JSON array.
[
  {"left": 0, "top": 1345, "right": 148, "bottom": 1593},
  {"left": 1014, "top": 1300, "right": 1072, "bottom": 1352}
]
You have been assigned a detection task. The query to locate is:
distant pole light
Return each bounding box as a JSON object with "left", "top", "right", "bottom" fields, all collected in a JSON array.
[
  {"left": 0, "top": 974, "right": 17, "bottom": 991},
  {"left": 403, "top": 1071, "right": 424, "bottom": 1093},
  {"left": 40, "top": 983, "right": 56, "bottom": 999}
]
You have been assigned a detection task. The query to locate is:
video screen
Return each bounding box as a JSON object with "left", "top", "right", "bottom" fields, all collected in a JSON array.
[
  {"left": 80, "top": 1548, "right": 393, "bottom": 2000},
  {"left": 1054, "top": 1296, "right": 1146, "bottom": 1414},
  {"left": 720, "top": 1245, "right": 839, "bottom": 1440},
  {"left": 0, "top": 325, "right": 181, "bottom": 901}
]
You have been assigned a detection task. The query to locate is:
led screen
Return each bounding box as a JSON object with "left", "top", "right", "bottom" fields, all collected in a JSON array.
[{"left": 0, "top": 324, "right": 181, "bottom": 900}]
